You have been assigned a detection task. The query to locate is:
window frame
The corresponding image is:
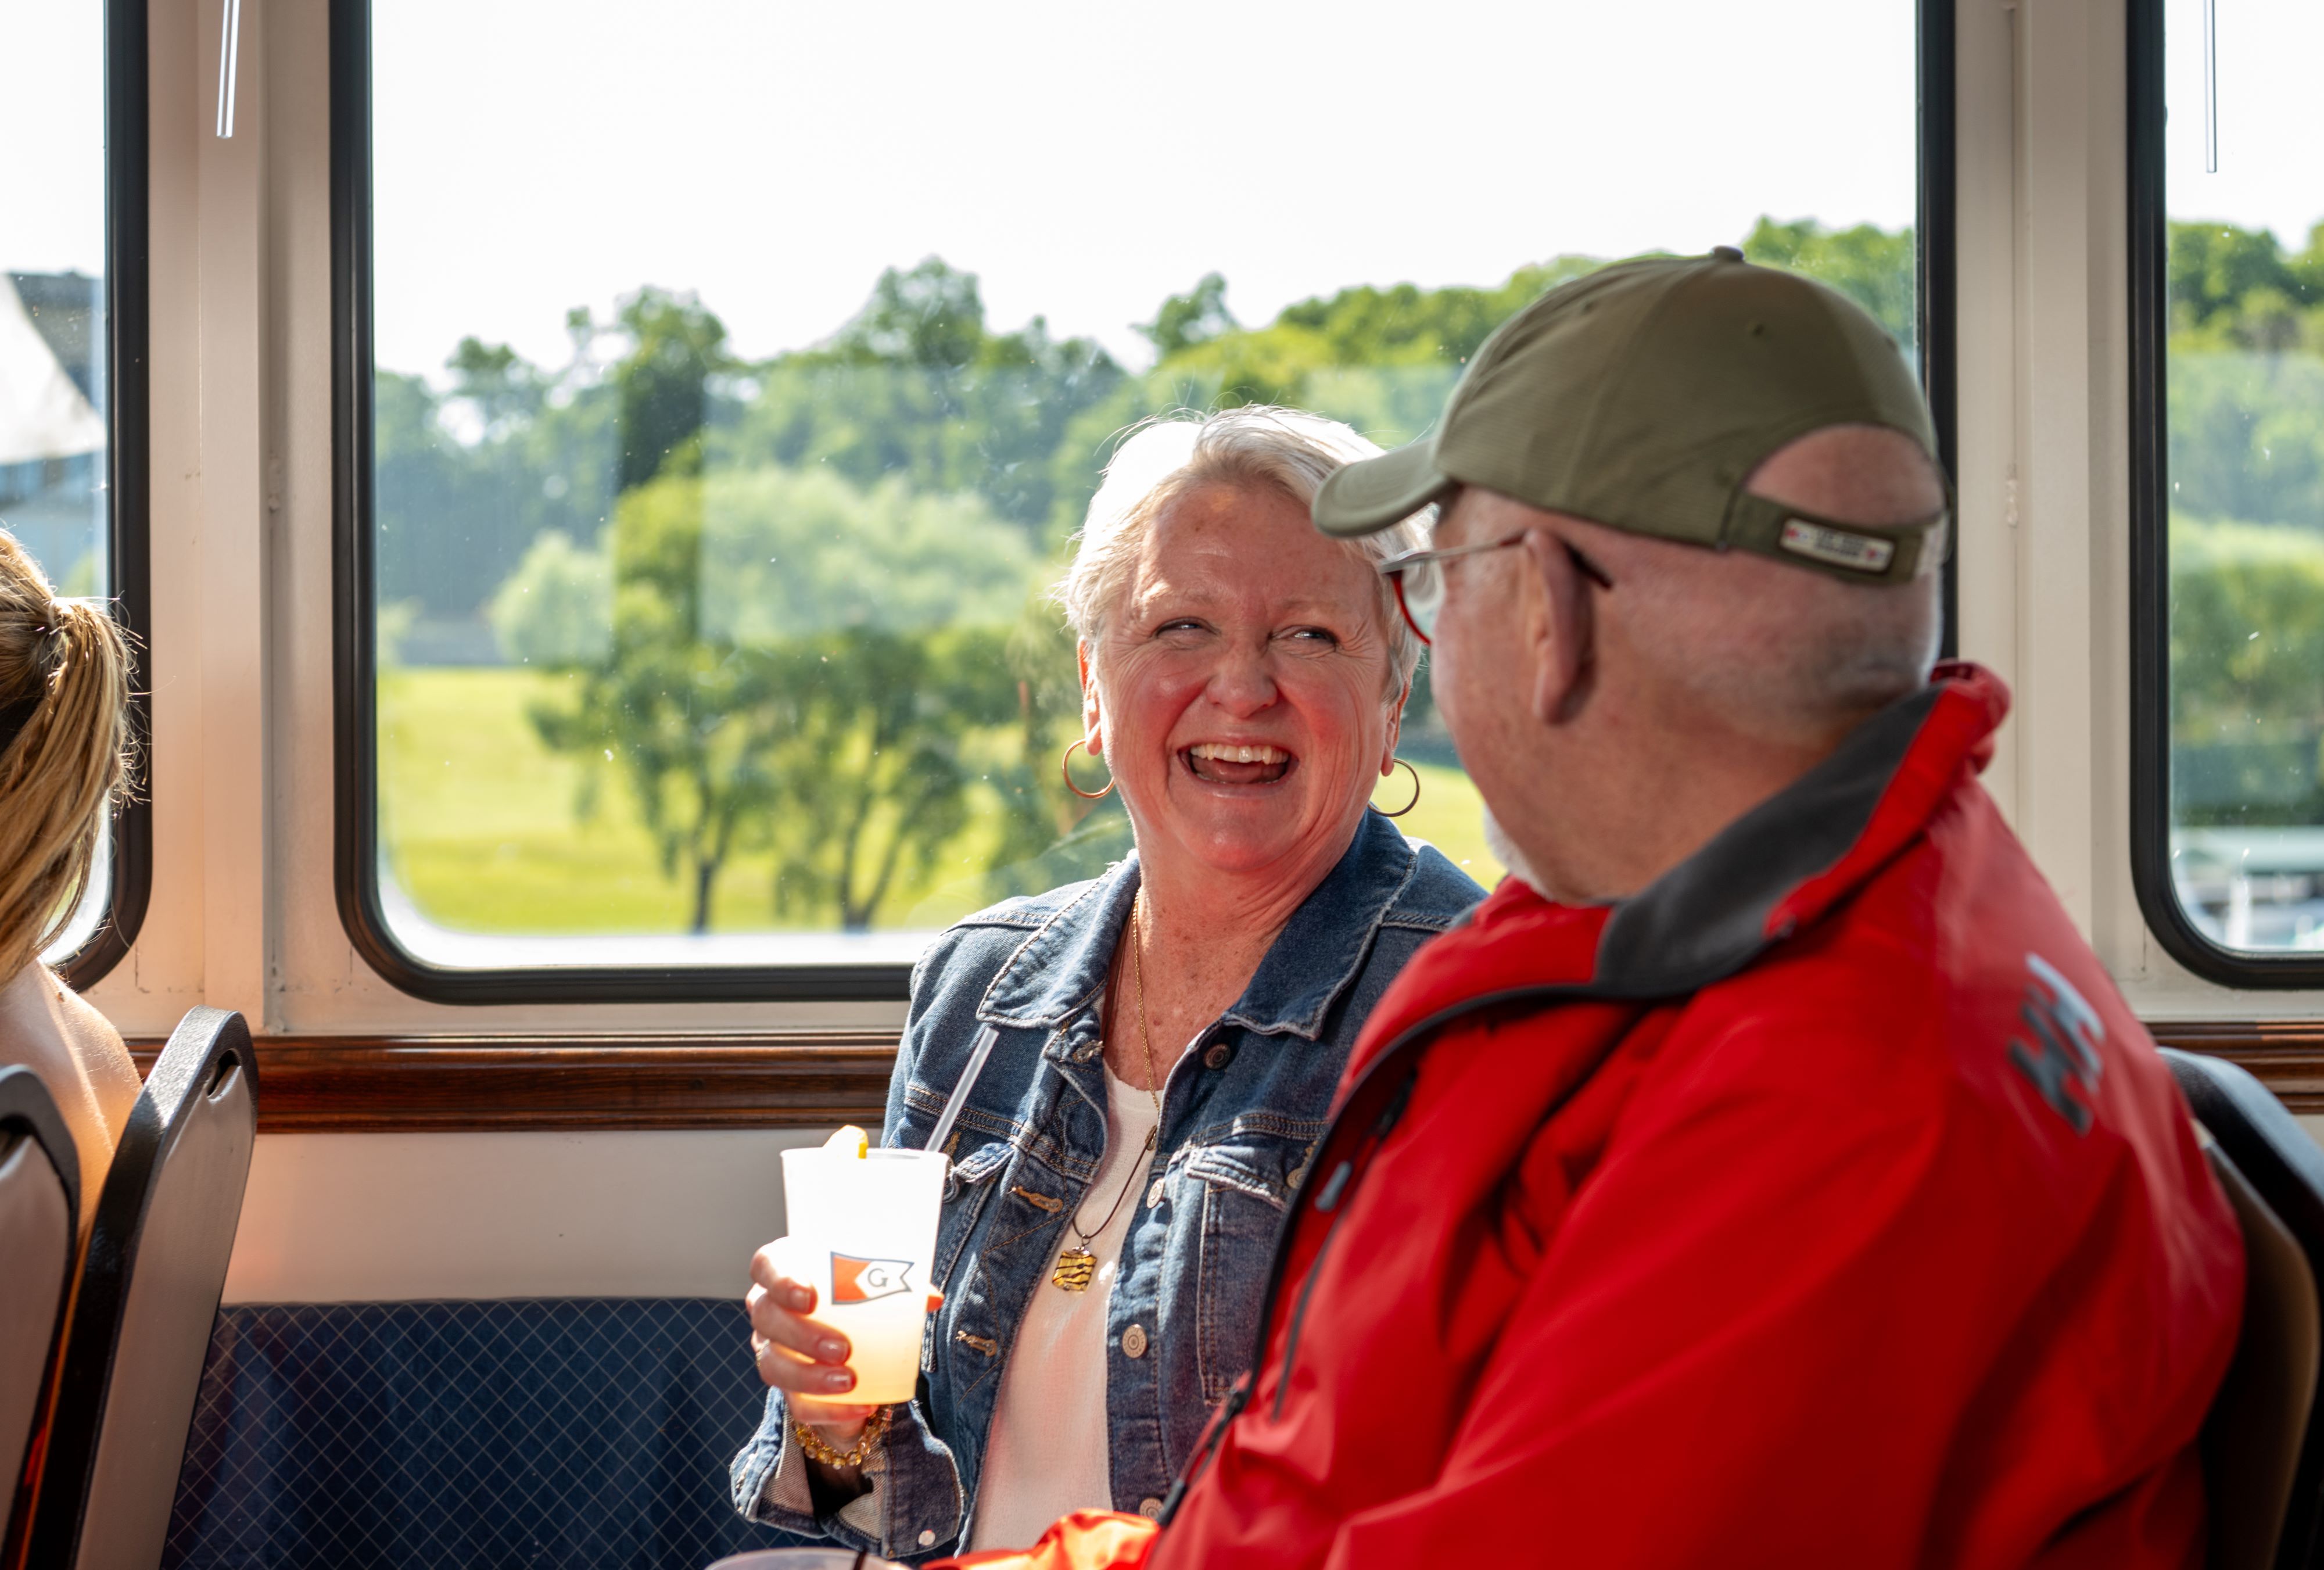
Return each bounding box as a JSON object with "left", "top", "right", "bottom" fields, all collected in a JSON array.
[
  {"left": 55, "top": 0, "right": 154, "bottom": 990},
  {"left": 2122, "top": 0, "right": 2321, "bottom": 988},
  {"left": 328, "top": 0, "right": 1959, "bottom": 1006},
  {"left": 327, "top": 0, "right": 903, "bottom": 1004},
  {"left": 1921, "top": 0, "right": 1960, "bottom": 661}
]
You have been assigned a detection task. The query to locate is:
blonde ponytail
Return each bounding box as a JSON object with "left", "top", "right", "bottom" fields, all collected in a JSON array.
[{"left": 0, "top": 530, "right": 135, "bottom": 978}]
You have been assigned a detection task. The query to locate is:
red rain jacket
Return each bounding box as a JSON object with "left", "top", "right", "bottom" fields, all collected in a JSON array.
[{"left": 949, "top": 664, "right": 2244, "bottom": 1570}]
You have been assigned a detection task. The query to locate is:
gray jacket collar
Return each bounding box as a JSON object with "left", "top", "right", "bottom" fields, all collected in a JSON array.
[{"left": 974, "top": 810, "right": 1423, "bottom": 1042}]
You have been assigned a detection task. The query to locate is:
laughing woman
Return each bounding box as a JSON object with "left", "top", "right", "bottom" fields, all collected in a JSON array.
[{"left": 731, "top": 408, "right": 1482, "bottom": 1561}]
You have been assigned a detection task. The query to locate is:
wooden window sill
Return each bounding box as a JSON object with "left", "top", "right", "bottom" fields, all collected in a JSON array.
[
  {"left": 125, "top": 1020, "right": 2324, "bottom": 1132},
  {"left": 126, "top": 1033, "right": 900, "bottom": 1131}
]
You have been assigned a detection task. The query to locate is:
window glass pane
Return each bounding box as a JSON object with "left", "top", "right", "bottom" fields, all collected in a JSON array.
[
  {"left": 1, "top": 0, "right": 113, "bottom": 960},
  {"left": 2161, "top": 0, "right": 2324, "bottom": 952},
  {"left": 367, "top": 0, "right": 1920, "bottom": 973}
]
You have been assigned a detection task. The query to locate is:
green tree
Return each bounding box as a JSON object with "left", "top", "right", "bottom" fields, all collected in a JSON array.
[
  {"left": 2172, "top": 515, "right": 2324, "bottom": 735},
  {"left": 608, "top": 287, "right": 731, "bottom": 492},
  {"left": 1145, "top": 257, "right": 1605, "bottom": 421},
  {"left": 1740, "top": 216, "right": 1917, "bottom": 346},
  {"left": 447, "top": 336, "right": 546, "bottom": 434},
  {"left": 1138, "top": 273, "right": 1237, "bottom": 359},
  {"left": 414, "top": 220, "right": 1989, "bottom": 931},
  {"left": 831, "top": 256, "right": 987, "bottom": 369},
  {"left": 2164, "top": 222, "right": 2324, "bottom": 532},
  {"left": 2169, "top": 220, "right": 2324, "bottom": 347},
  {"left": 748, "top": 626, "right": 1020, "bottom": 929},
  {"left": 532, "top": 463, "right": 1042, "bottom": 931},
  {"left": 2171, "top": 515, "right": 2324, "bottom": 825},
  {"left": 975, "top": 590, "right": 1128, "bottom": 900},
  {"left": 529, "top": 474, "right": 764, "bottom": 933},
  {"left": 725, "top": 259, "right": 1127, "bottom": 540},
  {"left": 489, "top": 529, "right": 612, "bottom": 666},
  {"left": 372, "top": 338, "right": 618, "bottom": 621},
  {"left": 693, "top": 465, "right": 1037, "bottom": 642},
  {"left": 2122, "top": 221, "right": 2324, "bottom": 828}
]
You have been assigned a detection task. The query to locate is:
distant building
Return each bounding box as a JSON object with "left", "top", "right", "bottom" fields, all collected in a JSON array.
[{"left": 0, "top": 270, "right": 108, "bottom": 593}]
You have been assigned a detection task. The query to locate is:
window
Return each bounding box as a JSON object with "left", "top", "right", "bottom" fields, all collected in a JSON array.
[
  {"left": 337, "top": 0, "right": 1935, "bottom": 999},
  {"left": 2132, "top": 0, "right": 2324, "bottom": 978},
  {"left": 1, "top": 0, "right": 146, "bottom": 983}
]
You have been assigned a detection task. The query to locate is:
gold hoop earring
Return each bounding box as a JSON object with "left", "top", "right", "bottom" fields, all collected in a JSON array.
[
  {"left": 1376, "top": 758, "right": 1422, "bottom": 818},
  {"left": 1061, "top": 737, "right": 1116, "bottom": 800}
]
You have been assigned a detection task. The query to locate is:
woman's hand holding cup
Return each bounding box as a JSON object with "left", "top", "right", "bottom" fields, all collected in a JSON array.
[
  {"left": 747, "top": 1235, "right": 948, "bottom": 1447},
  {"left": 748, "top": 1238, "right": 877, "bottom": 1440}
]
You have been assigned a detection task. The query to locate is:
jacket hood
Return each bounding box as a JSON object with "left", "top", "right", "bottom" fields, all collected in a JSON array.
[{"left": 1355, "top": 662, "right": 2011, "bottom": 1064}]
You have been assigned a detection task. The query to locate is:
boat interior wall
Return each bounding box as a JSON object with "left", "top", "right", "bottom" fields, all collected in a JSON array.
[
  {"left": 221, "top": 1129, "right": 826, "bottom": 1304},
  {"left": 47, "top": 0, "right": 2312, "bottom": 1080}
]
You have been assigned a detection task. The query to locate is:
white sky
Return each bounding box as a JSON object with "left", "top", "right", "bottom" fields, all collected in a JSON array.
[
  {"left": 368, "top": 0, "right": 1921, "bottom": 376},
  {"left": 2162, "top": 0, "right": 2324, "bottom": 244},
  {"left": 3, "top": 1, "right": 2316, "bottom": 378},
  {"left": 2, "top": 1, "right": 106, "bottom": 277}
]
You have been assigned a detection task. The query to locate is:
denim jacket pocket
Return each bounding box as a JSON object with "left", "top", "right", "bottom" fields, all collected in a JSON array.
[
  {"left": 1183, "top": 1135, "right": 1310, "bottom": 1406},
  {"left": 934, "top": 1139, "right": 1013, "bottom": 1298}
]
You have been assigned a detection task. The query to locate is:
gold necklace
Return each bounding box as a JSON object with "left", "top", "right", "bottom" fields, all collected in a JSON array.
[{"left": 1052, "top": 892, "right": 1167, "bottom": 1293}]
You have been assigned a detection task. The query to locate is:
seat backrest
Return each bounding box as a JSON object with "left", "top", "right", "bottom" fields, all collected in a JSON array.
[
  {"left": 27, "top": 1008, "right": 257, "bottom": 1570},
  {"left": 0, "top": 1067, "right": 77, "bottom": 1553},
  {"left": 2165, "top": 1048, "right": 2324, "bottom": 1570},
  {"left": 2201, "top": 1143, "right": 2319, "bottom": 1570}
]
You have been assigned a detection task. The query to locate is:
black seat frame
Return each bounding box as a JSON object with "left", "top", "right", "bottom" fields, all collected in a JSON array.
[
  {"left": 24, "top": 1007, "right": 257, "bottom": 1570},
  {"left": 2166, "top": 1047, "right": 2324, "bottom": 1570},
  {"left": 0, "top": 1066, "right": 79, "bottom": 1562}
]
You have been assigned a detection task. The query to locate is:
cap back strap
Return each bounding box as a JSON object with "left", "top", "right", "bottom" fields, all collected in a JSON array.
[{"left": 1722, "top": 492, "right": 1949, "bottom": 586}]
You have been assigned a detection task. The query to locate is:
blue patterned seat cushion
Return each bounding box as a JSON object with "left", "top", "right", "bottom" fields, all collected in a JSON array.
[{"left": 164, "top": 1299, "right": 804, "bottom": 1570}]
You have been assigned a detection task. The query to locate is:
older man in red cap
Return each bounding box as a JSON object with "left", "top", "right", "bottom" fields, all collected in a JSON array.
[{"left": 939, "top": 252, "right": 2244, "bottom": 1570}]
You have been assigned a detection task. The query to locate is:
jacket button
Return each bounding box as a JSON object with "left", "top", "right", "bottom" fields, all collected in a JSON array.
[
  {"left": 919, "top": 1530, "right": 937, "bottom": 1547},
  {"left": 1203, "top": 1040, "right": 1236, "bottom": 1070},
  {"left": 1138, "top": 1497, "right": 1164, "bottom": 1518},
  {"left": 1121, "top": 1323, "right": 1149, "bottom": 1359},
  {"left": 1146, "top": 1178, "right": 1166, "bottom": 1209}
]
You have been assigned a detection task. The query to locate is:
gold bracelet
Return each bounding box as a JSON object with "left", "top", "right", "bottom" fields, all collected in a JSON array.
[{"left": 792, "top": 1403, "right": 890, "bottom": 1469}]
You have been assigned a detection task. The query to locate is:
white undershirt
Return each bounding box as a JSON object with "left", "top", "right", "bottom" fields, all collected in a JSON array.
[{"left": 969, "top": 1063, "right": 1161, "bottom": 1551}]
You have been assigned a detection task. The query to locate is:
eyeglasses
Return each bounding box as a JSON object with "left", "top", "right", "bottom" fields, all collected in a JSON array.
[{"left": 1376, "top": 530, "right": 1614, "bottom": 644}]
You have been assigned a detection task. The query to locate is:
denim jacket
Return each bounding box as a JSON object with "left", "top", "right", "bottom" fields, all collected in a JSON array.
[{"left": 731, "top": 810, "right": 1482, "bottom": 1562}]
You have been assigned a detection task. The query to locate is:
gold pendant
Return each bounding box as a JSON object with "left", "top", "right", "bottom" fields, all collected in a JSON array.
[{"left": 1051, "top": 1246, "right": 1097, "bottom": 1292}]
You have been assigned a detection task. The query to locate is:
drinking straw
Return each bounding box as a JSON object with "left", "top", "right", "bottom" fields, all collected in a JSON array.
[{"left": 920, "top": 1024, "right": 998, "bottom": 1159}]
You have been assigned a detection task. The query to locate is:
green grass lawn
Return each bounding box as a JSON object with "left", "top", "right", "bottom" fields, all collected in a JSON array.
[{"left": 379, "top": 666, "right": 1504, "bottom": 935}]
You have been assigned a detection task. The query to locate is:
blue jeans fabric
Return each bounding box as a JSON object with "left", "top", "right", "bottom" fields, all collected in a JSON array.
[{"left": 731, "top": 810, "right": 1482, "bottom": 1561}]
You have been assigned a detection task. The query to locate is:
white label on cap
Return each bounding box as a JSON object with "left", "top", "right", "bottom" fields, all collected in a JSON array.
[{"left": 1778, "top": 518, "right": 1895, "bottom": 573}]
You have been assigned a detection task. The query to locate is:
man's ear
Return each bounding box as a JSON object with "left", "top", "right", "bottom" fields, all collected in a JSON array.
[
  {"left": 1078, "top": 640, "right": 1104, "bottom": 751},
  {"left": 1523, "top": 532, "right": 1594, "bottom": 725}
]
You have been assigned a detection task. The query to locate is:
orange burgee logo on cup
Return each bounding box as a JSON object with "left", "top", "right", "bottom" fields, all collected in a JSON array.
[{"left": 831, "top": 1253, "right": 915, "bottom": 1304}]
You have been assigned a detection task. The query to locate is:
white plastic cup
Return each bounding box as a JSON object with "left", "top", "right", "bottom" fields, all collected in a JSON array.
[{"left": 777, "top": 1145, "right": 949, "bottom": 1404}]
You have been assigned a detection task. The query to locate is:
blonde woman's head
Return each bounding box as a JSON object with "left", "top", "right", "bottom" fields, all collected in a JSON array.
[
  {"left": 1057, "top": 406, "right": 1429, "bottom": 696},
  {"left": 0, "top": 529, "right": 134, "bottom": 978}
]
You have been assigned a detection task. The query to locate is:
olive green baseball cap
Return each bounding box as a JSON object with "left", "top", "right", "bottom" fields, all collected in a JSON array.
[{"left": 1313, "top": 248, "right": 1948, "bottom": 585}]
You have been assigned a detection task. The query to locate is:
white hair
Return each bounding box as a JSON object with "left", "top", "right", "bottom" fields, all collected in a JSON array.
[{"left": 1055, "top": 406, "right": 1428, "bottom": 698}]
